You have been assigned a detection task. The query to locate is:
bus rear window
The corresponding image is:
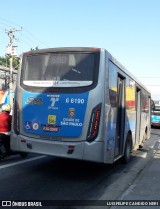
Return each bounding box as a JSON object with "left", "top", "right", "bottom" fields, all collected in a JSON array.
[{"left": 22, "top": 53, "right": 96, "bottom": 87}]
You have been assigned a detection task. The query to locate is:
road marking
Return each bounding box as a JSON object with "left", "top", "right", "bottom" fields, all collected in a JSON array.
[
  {"left": 110, "top": 137, "right": 160, "bottom": 209},
  {"left": 0, "top": 155, "right": 47, "bottom": 169},
  {"left": 110, "top": 185, "right": 136, "bottom": 209}
]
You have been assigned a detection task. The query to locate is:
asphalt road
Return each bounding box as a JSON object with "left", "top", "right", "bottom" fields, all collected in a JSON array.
[{"left": 0, "top": 128, "right": 160, "bottom": 209}]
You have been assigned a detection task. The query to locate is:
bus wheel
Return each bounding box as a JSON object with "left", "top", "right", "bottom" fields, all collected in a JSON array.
[
  {"left": 122, "top": 134, "right": 132, "bottom": 164},
  {"left": 139, "top": 141, "right": 144, "bottom": 149},
  {"left": 139, "top": 132, "right": 146, "bottom": 148}
]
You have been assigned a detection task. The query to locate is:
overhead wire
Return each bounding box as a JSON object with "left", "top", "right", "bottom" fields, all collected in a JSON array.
[
  {"left": 0, "top": 25, "right": 6, "bottom": 30},
  {"left": 16, "top": 35, "right": 34, "bottom": 48},
  {"left": 142, "top": 84, "right": 160, "bottom": 86},
  {"left": 1, "top": 18, "right": 158, "bottom": 81},
  {"left": 138, "top": 76, "right": 160, "bottom": 78},
  {"left": 0, "top": 20, "right": 12, "bottom": 28},
  {"left": 0, "top": 17, "right": 48, "bottom": 52},
  {"left": 0, "top": 17, "right": 21, "bottom": 28},
  {"left": 23, "top": 28, "right": 48, "bottom": 48}
]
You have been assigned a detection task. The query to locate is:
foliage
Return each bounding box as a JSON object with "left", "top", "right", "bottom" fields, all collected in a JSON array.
[{"left": 0, "top": 56, "right": 20, "bottom": 70}]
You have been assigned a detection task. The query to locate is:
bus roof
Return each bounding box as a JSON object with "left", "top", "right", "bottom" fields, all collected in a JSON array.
[{"left": 24, "top": 47, "right": 102, "bottom": 54}]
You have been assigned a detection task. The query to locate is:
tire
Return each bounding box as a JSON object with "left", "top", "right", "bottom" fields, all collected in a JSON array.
[
  {"left": 122, "top": 134, "right": 132, "bottom": 164},
  {"left": 139, "top": 140, "right": 144, "bottom": 148}
]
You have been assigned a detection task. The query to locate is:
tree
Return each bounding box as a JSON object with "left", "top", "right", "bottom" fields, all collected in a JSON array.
[
  {"left": 0, "top": 56, "right": 9, "bottom": 67},
  {"left": 12, "top": 56, "right": 20, "bottom": 70},
  {"left": 0, "top": 56, "right": 20, "bottom": 70}
]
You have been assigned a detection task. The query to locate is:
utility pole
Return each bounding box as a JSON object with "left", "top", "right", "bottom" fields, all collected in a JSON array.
[{"left": 5, "top": 28, "right": 22, "bottom": 108}]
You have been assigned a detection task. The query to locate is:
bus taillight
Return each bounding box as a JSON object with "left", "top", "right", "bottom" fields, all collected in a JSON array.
[
  {"left": 87, "top": 104, "right": 101, "bottom": 142},
  {"left": 13, "top": 100, "right": 20, "bottom": 135}
]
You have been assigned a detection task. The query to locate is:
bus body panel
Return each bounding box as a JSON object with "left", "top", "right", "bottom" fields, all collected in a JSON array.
[
  {"left": 11, "top": 133, "right": 105, "bottom": 163},
  {"left": 11, "top": 82, "right": 105, "bottom": 162},
  {"left": 104, "top": 53, "right": 151, "bottom": 163},
  {"left": 23, "top": 91, "right": 89, "bottom": 137},
  {"left": 11, "top": 47, "right": 151, "bottom": 164}
]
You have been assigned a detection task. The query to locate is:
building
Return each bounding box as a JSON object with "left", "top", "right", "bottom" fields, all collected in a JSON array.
[
  {"left": 0, "top": 65, "right": 17, "bottom": 90},
  {"left": 146, "top": 85, "right": 160, "bottom": 101}
]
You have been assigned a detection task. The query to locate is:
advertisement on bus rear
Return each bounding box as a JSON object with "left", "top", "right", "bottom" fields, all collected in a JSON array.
[{"left": 23, "top": 92, "right": 89, "bottom": 137}]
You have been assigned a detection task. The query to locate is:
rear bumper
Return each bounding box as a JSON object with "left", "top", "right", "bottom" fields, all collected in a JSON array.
[
  {"left": 151, "top": 122, "right": 160, "bottom": 127},
  {"left": 10, "top": 133, "right": 104, "bottom": 163}
]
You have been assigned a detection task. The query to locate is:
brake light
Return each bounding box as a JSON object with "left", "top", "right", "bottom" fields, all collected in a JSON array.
[
  {"left": 13, "top": 100, "right": 20, "bottom": 135},
  {"left": 87, "top": 104, "right": 101, "bottom": 142}
]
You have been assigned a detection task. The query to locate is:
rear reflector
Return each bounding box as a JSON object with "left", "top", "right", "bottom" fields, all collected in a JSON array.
[
  {"left": 68, "top": 145, "right": 75, "bottom": 149},
  {"left": 21, "top": 140, "right": 26, "bottom": 143}
]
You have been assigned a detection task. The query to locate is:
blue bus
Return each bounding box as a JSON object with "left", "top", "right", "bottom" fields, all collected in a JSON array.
[
  {"left": 151, "top": 100, "right": 160, "bottom": 127},
  {"left": 11, "top": 47, "right": 151, "bottom": 164}
]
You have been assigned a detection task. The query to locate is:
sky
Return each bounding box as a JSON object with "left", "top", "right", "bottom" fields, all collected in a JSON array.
[{"left": 0, "top": 0, "right": 160, "bottom": 99}]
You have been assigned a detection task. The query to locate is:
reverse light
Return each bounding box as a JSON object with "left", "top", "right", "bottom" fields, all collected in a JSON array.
[{"left": 87, "top": 104, "right": 101, "bottom": 142}]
